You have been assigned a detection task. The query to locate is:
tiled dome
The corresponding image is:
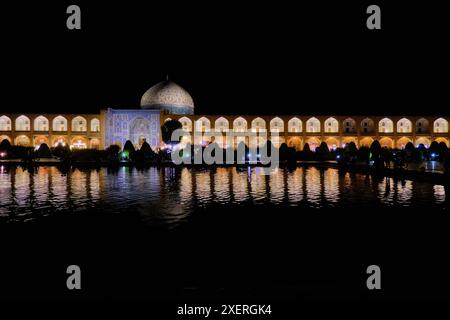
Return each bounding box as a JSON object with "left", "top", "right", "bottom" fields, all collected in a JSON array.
[{"left": 140, "top": 81, "right": 194, "bottom": 114}]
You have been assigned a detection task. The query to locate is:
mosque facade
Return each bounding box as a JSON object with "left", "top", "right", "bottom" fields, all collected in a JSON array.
[{"left": 1, "top": 80, "right": 449, "bottom": 151}]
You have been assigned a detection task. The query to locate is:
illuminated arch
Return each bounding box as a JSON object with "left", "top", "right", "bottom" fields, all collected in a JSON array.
[
  {"left": 0, "top": 135, "right": 11, "bottom": 143},
  {"left": 306, "top": 117, "right": 320, "bottom": 133},
  {"left": 15, "top": 135, "right": 31, "bottom": 146},
  {"left": 435, "top": 137, "right": 449, "bottom": 147},
  {"left": 360, "top": 137, "right": 374, "bottom": 147},
  {"left": 288, "top": 117, "right": 302, "bottom": 133},
  {"left": 15, "top": 115, "right": 30, "bottom": 131},
  {"left": 195, "top": 117, "right": 211, "bottom": 133},
  {"left": 33, "top": 116, "right": 49, "bottom": 132},
  {"left": 415, "top": 118, "right": 430, "bottom": 134},
  {"left": 179, "top": 116, "right": 192, "bottom": 132},
  {"left": 52, "top": 136, "right": 68, "bottom": 147},
  {"left": 34, "top": 135, "right": 49, "bottom": 147},
  {"left": 324, "top": 117, "right": 339, "bottom": 133},
  {"left": 379, "top": 137, "right": 394, "bottom": 148},
  {"left": 52, "top": 116, "right": 68, "bottom": 132},
  {"left": 360, "top": 118, "right": 375, "bottom": 134},
  {"left": 270, "top": 117, "right": 284, "bottom": 133},
  {"left": 90, "top": 138, "right": 101, "bottom": 149},
  {"left": 90, "top": 118, "right": 100, "bottom": 132},
  {"left": 415, "top": 137, "right": 431, "bottom": 148},
  {"left": 342, "top": 118, "right": 356, "bottom": 133},
  {"left": 325, "top": 137, "right": 340, "bottom": 150},
  {"left": 342, "top": 136, "right": 358, "bottom": 147},
  {"left": 270, "top": 136, "right": 285, "bottom": 148},
  {"left": 70, "top": 136, "right": 88, "bottom": 149},
  {"left": 251, "top": 117, "right": 266, "bottom": 132},
  {"left": 72, "top": 116, "right": 87, "bottom": 132},
  {"left": 396, "top": 136, "right": 412, "bottom": 149},
  {"left": 396, "top": 118, "right": 412, "bottom": 133},
  {"left": 233, "top": 117, "right": 247, "bottom": 132},
  {"left": 305, "top": 137, "right": 321, "bottom": 151},
  {"left": 433, "top": 118, "right": 448, "bottom": 133},
  {"left": 287, "top": 137, "right": 302, "bottom": 151},
  {"left": 378, "top": 118, "right": 393, "bottom": 133},
  {"left": 214, "top": 117, "right": 229, "bottom": 132},
  {"left": 0, "top": 116, "right": 12, "bottom": 131}
]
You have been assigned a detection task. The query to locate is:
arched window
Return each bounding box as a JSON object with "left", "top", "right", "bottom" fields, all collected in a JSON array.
[
  {"left": 195, "top": 117, "right": 211, "bottom": 133},
  {"left": 0, "top": 116, "right": 12, "bottom": 131},
  {"left": 378, "top": 118, "right": 393, "bottom": 133},
  {"left": 34, "top": 116, "right": 49, "bottom": 131},
  {"left": 214, "top": 117, "right": 229, "bottom": 132},
  {"left": 53, "top": 116, "right": 68, "bottom": 131},
  {"left": 178, "top": 117, "right": 192, "bottom": 132},
  {"left": 288, "top": 117, "right": 302, "bottom": 133},
  {"left": 90, "top": 118, "right": 100, "bottom": 132},
  {"left": 415, "top": 118, "right": 429, "bottom": 134},
  {"left": 396, "top": 118, "right": 412, "bottom": 133},
  {"left": 306, "top": 117, "right": 320, "bottom": 133},
  {"left": 251, "top": 117, "right": 266, "bottom": 132},
  {"left": 270, "top": 117, "right": 284, "bottom": 133},
  {"left": 72, "top": 116, "right": 87, "bottom": 132},
  {"left": 433, "top": 118, "right": 449, "bottom": 133},
  {"left": 324, "top": 117, "right": 339, "bottom": 133},
  {"left": 342, "top": 118, "right": 356, "bottom": 133},
  {"left": 15, "top": 115, "right": 31, "bottom": 131},
  {"left": 233, "top": 117, "right": 247, "bottom": 132},
  {"left": 361, "top": 118, "right": 375, "bottom": 134}
]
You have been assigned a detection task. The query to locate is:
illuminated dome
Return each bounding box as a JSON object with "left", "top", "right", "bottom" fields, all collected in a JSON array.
[{"left": 140, "top": 81, "right": 194, "bottom": 115}]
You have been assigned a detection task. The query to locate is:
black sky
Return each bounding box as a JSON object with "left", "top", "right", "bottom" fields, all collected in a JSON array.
[{"left": 2, "top": 1, "right": 449, "bottom": 115}]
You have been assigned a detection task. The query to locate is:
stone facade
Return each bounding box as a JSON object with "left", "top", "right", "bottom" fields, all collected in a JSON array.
[{"left": 1, "top": 80, "right": 449, "bottom": 151}]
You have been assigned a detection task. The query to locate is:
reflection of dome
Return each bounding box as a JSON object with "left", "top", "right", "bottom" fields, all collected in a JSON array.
[{"left": 140, "top": 81, "right": 194, "bottom": 115}]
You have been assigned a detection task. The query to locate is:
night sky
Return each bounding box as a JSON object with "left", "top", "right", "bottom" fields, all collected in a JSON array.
[{"left": 3, "top": 1, "right": 449, "bottom": 115}]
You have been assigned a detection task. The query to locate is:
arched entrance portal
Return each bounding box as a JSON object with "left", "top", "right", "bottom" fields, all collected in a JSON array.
[{"left": 130, "top": 117, "right": 151, "bottom": 148}]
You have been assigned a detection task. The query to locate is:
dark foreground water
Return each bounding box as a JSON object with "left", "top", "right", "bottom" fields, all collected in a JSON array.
[
  {"left": 0, "top": 166, "right": 447, "bottom": 224},
  {"left": 0, "top": 166, "right": 449, "bottom": 305}
]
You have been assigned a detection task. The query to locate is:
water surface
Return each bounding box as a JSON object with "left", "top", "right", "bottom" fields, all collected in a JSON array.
[{"left": 0, "top": 166, "right": 446, "bottom": 225}]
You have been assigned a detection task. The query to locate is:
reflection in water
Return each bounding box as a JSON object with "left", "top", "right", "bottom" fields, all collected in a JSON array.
[
  {"left": 232, "top": 168, "right": 249, "bottom": 203},
  {"left": 195, "top": 171, "right": 211, "bottom": 205},
  {"left": 434, "top": 185, "right": 446, "bottom": 203},
  {"left": 287, "top": 168, "right": 303, "bottom": 204},
  {"left": 214, "top": 168, "right": 230, "bottom": 204},
  {"left": 0, "top": 166, "right": 446, "bottom": 224},
  {"left": 305, "top": 167, "right": 321, "bottom": 206}
]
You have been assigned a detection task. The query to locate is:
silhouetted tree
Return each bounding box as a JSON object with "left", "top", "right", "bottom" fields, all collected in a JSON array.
[
  {"left": 0, "top": 139, "right": 11, "bottom": 151},
  {"left": 161, "top": 119, "right": 182, "bottom": 144},
  {"left": 36, "top": 143, "right": 52, "bottom": 158},
  {"left": 53, "top": 143, "right": 71, "bottom": 159},
  {"left": 370, "top": 140, "right": 383, "bottom": 169},
  {"left": 123, "top": 140, "right": 135, "bottom": 153},
  {"left": 430, "top": 141, "right": 440, "bottom": 154},
  {"left": 139, "top": 141, "right": 157, "bottom": 160},
  {"left": 303, "top": 143, "right": 311, "bottom": 153},
  {"left": 345, "top": 141, "right": 357, "bottom": 153},
  {"left": 438, "top": 142, "right": 448, "bottom": 161},
  {"left": 357, "top": 146, "right": 370, "bottom": 163},
  {"left": 106, "top": 144, "right": 121, "bottom": 161},
  {"left": 405, "top": 142, "right": 415, "bottom": 152}
]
